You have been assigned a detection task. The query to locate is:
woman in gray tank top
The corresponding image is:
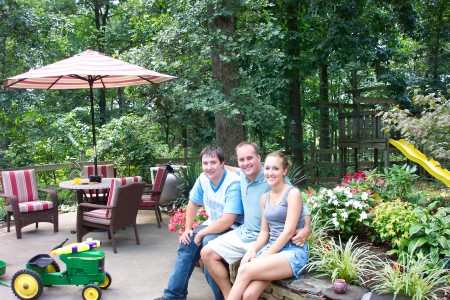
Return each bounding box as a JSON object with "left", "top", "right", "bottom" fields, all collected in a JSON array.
[{"left": 228, "top": 151, "right": 309, "bottom": 300}]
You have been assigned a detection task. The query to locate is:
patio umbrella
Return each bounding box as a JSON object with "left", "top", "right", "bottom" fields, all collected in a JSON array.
[{"left": 4, "top": 50, "right": 176, "bottom": 175}]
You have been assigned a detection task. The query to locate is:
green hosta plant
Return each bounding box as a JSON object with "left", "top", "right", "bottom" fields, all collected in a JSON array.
[
  {"left": 407, "top": 202, "right": 450, "bottom": 265},
  {"left": 371, "top": 198, "right": 419, "bottom": 246},
  {"left": 306, "top": 236, "right": 379, "bottom": 285},
  {"left": 370, "top": 251, "right": 450, "bottom": 300}
]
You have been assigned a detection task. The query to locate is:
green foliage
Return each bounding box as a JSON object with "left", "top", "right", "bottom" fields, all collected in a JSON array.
[
  {"left": 371, "top": 199, "right": 419, "bottom": 246},
  {"left": 286, "top": 162, "right": 306, "bottom": 187},
  {"left": 307, "top": 210, "right": 333, "bottom": 259},
  {"left": 304, "top": 185, "right": 376, "bottom": 239},
  {"left": 407, "top": 202, "right": 450, "bottom": 265},
  {"left": 170, "top": 162, "right": 203, "bottom": 208},
  {"left": 368, "top": 164, "right": 419, "bottom": 200},
  {"left": 307, "top": 236, "right": 379, "bottom": 285},
  {"left": 379, "top": 93, "right": 450, "bottom": 160},
  {"left": 370, "top": 251, "right": 450, "bottom": 300}
]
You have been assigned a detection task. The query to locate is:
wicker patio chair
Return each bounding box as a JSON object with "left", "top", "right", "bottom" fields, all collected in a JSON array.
[
  {"left": 0, "top": 169, "right": 59, "bottom": 239},
  {"left": 76, "top": 177, "right": 144, "bottom": 253},
  {"left": 139, "top": 167, "right": 169, "bottom": 228}
]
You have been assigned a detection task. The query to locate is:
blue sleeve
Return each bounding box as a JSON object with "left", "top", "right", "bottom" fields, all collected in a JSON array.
[
  {"left": 222, "top": 181, "right": 243, "bottom": 215},
  {"left": 189, "top": 177, "right": 204, "bottom": 205}
]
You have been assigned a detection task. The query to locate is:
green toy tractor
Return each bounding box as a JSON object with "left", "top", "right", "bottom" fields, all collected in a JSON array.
[{"left": 11, "top": 239, "right": 111, "bottom": 300}]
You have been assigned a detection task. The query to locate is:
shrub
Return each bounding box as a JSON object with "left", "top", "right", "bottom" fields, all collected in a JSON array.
[
  {"left": 370, "top": 251, "right": 450, "bottom": 299},
  {"left": 306, "top": 236, "right": 380, "bottom": 285},
  {"left": 407, "top": 202, "right": 450, "bottom": 265},
  {"left": 171, "top": 162, "right": 202, "bottom": 208},
  {"left": 368, "top": 164, "right": 419, "bottom": 201},
  {"left": 371, "top": 198, "right": 419, "bottom": 247},
  {"left": 304, "top": 185, "right": 376, "bottom": 239}
]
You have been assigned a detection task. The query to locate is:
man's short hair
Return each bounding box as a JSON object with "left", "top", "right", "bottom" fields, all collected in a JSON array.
[
  {"left": 235, "top": 141, "right": 260, "bottom": 156},
  {"left": 200, "top": 146, "right": 225, "bottom": 163}
]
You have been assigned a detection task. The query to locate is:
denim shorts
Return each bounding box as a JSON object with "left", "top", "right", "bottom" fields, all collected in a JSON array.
[{"left": 257, "top": 241, "right": 309, "bottom": 279}]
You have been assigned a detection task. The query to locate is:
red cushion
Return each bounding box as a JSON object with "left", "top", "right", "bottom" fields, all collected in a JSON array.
[
  {"left": 106, "top": 176, "right": 142, "bottom": 218},
  {"left": 1, "top": 169, "right": 39, "bottom": 203},
  {"left": 83, "top": 164, "right": 115, "bottom": 178}
]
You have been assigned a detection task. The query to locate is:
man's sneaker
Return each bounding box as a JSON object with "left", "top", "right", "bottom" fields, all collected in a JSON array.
[{"left": 153, "top": 297, "right": 168, "bottom": 300}]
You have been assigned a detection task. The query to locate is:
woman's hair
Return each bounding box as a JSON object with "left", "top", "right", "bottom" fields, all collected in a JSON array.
[
  {"left": 266, "top": 151, "right": 291, "bottom": 171},
  {"left": 200, "top": 146, "right": 225, "bottom": 163}
]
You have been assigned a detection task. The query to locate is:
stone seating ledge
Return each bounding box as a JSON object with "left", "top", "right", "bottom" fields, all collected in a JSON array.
[{"left": 230, "top": 264, "right": 412, "bottom": 300}]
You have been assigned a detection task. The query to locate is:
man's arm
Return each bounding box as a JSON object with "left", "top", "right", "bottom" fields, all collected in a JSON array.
[
  {"left": 194, "top": 213, "right": 237, "bottom": 245},
  {"left": 291, "top": 215, "right": 311, "bottom": 247},
  {"left": 179, "top": 200, "right": 199, "bottom": 244},
  {"left": 224, "top": 164, "right": 238, "bottom": 173}
]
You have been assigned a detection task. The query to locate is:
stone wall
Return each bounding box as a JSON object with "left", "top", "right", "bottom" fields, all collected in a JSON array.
[{"left": 230, "top": 263, "right": 372, "bottom": 300}]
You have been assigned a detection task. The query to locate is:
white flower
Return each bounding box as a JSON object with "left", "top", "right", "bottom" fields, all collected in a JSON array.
[
  {"left": 334, "top": 186, "right": 344, "bottom": 193},
  {"left": 333, "top": 200, "right": 339, "bottom": 206},
  {"left": 341, "top": 211, "right": 348, "bottom": 220},
  {"left": 353, "top": 200, "right": 363, "bottom": 209},
  {"left": 332, "top": 218, "right": 340, "bottom": 228},
  {"left": 327, "top": 190, "right": 334, "bottom": 197},
  {"left": 358, "top": 211, "right": 368, "bottom": 222},
  {"left": 345, "top": 190, "right": 353, "bottom": 199},
  {"left": 332, "top": 213, "right": 337, "bottom": 217},
  {"left": 312, "top": 202, "right": 318, "bottom": 210},
  {"left": 361, "top": 192, "right": 368, "bottom": 200}
]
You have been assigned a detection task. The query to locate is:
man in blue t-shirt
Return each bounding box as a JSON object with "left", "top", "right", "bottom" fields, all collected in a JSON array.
[
  {"left": 201, "top": 142, "right": 311, "bottom": 299},
  {"left": 154, "top": 146, "right": 243, "bottom": 300}
]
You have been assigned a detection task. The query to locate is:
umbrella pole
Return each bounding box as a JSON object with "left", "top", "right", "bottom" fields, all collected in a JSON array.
[{"left": 89, "top": 83, "right": 98, "bottom": 176}]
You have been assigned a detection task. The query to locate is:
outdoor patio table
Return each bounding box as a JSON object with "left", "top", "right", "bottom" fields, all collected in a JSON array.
[{"left": 59, "top": 178, "right": 113, "bottom": 205}]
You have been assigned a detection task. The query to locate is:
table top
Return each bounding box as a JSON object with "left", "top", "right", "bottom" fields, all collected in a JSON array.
[{"left": 59, "top": 178, "right": 112, "bottom": 190}]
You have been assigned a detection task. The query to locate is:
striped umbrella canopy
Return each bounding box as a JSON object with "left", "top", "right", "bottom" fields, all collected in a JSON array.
[{"left": 4, "top": 49, "right": 177, "bottom": 174}]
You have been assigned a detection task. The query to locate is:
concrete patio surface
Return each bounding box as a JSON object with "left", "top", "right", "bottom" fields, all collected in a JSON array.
[{"left": 0, "top": 210, "right": 213, "bottom": 300}]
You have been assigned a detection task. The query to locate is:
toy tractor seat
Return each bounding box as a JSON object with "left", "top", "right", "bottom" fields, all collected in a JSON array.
[{"left": 28, "top": 254, "right": 54, "bottom": 268}]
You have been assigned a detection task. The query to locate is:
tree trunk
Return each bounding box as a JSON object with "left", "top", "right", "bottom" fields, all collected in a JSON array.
[
  {"left": 319, "top": 62, "right": 331, "bottom": 162},
  {"left": 286, "top": 0, "right": 304, "bottom": 166},
  {"left": 92, "top": 0, "right": 109, "bottom": 125},
  {"left": 209, "top": 1, "right": 245, "bottom": 164}
]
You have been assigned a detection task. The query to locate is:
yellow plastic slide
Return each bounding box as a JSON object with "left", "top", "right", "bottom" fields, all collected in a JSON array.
[{"left": 389, "top": 139, "right": 450, "bottom": 188}]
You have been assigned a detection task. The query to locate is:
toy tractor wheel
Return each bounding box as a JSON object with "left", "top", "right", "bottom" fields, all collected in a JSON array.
[
  {"left": 82, "top": 284, "right": 102, "bottom": 300},
  {"left": 46, "top": 261, "right": 60, "bottom": 273},
  {"left": 98, "top": 272, "right": 112, "bottom": 290},
  {"left": 11, "top": 269, "right": 44, "bottom": 300},
  {"left": 43, "top": 261, "right": 61, "bottom": 287}
]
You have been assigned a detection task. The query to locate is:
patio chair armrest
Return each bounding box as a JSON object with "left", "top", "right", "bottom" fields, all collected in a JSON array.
[
  {"left": 78, "top": 203, "right": 113, "bottom": 210},
  {"left": 0, "top": 192, "right": 19, "bottom": 206},
  {"left": 38, "top": 188, "right": 58, "bottom": 206},
  {"left": 146, "top": 189, "right": 162, "bottom": 194}
]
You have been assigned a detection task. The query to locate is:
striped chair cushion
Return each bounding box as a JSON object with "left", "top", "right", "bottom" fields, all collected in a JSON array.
[
  {"left": 106, "top": 176, "right": 142, "bottom": 218},
  {"left": 6, "top": 200, "right": 54, "bottom": 213},
  {"left": 82, "top": 209, "right": 111, "bottom": 225},
  {"left": 149, "top": 168, "right": 166, "bottom": 202},
  {"left": 140, "top": 194, "right": 156, "bottom": 207},
  {"left": 82, "top": 164, "right": 115, "bottom": 178},
  {"left": 1, "top": 169, "right": 39, "bottom": 203}
]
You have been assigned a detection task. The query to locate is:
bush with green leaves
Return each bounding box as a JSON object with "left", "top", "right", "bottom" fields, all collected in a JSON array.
[
  {"left": 371, "top": 198, "right": 419, "bottom": 247},
  {"left": 304, "top": 185, "right": 376, "bottom": 239},
  {"left": 379, "top": 93, "right": 450, "bottom": 160},
  {"left": 170, "top": 162, "right": 203, "bottom": 208},
  {"left": 406, "top": 202, "right": 450, "bottom": 265},
  {"left": 367, "top": 164, "right": 418, "bottom": 200},
  {"left": 307, "top": 236, "right": 379, "bottom": 285},
  {"left": 370, "top": 250, "right": 450, "bottom": 300}
]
